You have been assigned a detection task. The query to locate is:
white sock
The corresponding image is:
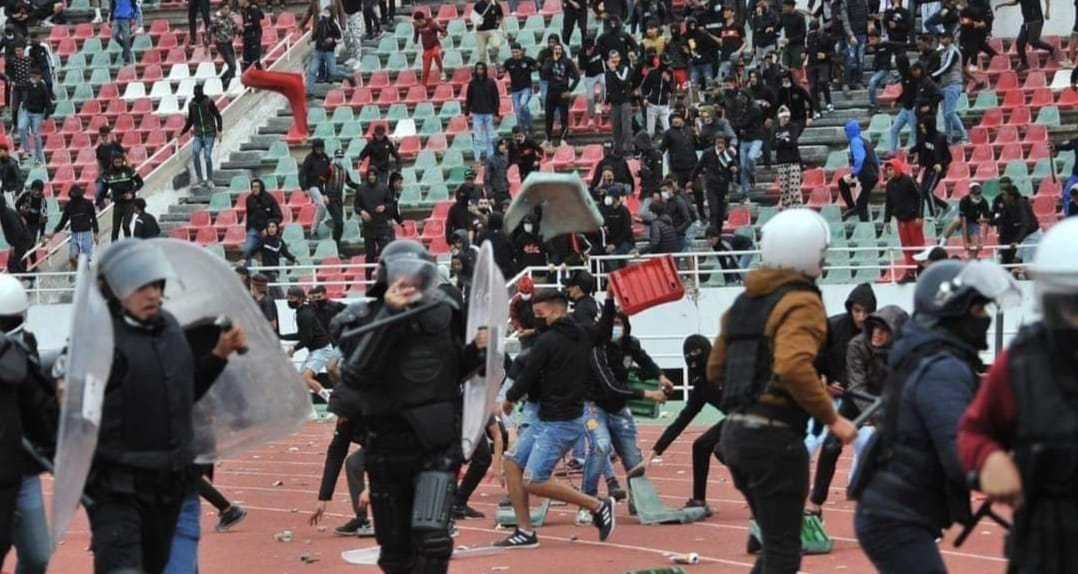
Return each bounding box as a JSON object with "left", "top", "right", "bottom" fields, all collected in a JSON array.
[{"left": 517, "top": 529, "right": 533, "bottom": 536}]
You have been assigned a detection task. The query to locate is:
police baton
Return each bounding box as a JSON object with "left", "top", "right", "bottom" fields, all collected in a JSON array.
[
  {"left": 21, "top": 437, "right": 95, "bottom": 508},
  {"left": 338, "top": 292, "right": 459, "bottom": 342}
]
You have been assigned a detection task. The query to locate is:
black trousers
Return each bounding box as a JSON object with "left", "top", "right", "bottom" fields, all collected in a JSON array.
[
  {"left": 362, "top": 0, "right": 380, "bottom": 37},
  {"left": 242, "top": 36, "right": 262, "bottom": 70},
  {"left": 838, "top": 175, "right": 876, "bottom": 222},
  {"left": 807, "top": 64, "right": 832, "bottom": 109},
  {"left": 707, "top": 187, "right": 728, "bottom": 231},
  {"left": 544, "top": 89, "right": 570, "bottom": 141},
  {"left": 692, "top": 420, "right": 724, "bottom": 501},
  {"left": 87, "top": 491, "right": 185, "bottom": 574},
  {"left": 362, "top": 230, "right": 393, "bottom": 279},
  {"left": 345, "top": 449, "right": 369, "bottom": 521},
  {"left": 378, "top": 0, "right": 394, "bottom": 23},
  {"left": 809, "top": 399, "right": 861, "bottom": 506},
  {"left": 562, "top": 9, "right": 586, "bottom": 49},
  {"left": 111, "top": 200, "right": 135, "bottom": 241},
  {"left": 217, "top": 42, "right": 238, "bottom": 86},
  {"left": 196, "top": 477, "right": 230, "bottom": 512},
  {"left": 1016, "top": 20, "right": 1054, "bottom": 67},
  {"left": 455, "top": 435, "right": 492, "bottom": 507},
  {"left": 918, "top": 169, "right": 948, "bottom": 218},
  {"left": 366, "top": 429, "right": 459, "bottom": 574},
  {"left": 0, "top": 482, "right": 18, "bottom": 566},
  {"left": 720, "top": 421, "right": 809, "bottom": 574},
  {"left": 856, "top": 507, "right": 947, "bottom": 574},
  {"left": 188, "top": 0, "right": 211, "bottom": 40},
  {"left": 327, "top": 199, "right": 344, "bottom": 246}
]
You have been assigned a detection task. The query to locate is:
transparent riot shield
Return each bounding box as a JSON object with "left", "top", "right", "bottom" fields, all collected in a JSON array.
[{"left": 462, "top": 241, "right": 509, "bottom": 459}]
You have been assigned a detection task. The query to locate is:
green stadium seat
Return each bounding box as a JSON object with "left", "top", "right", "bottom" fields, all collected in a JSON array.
[
  {"left": 426, "top": 185, "right": 449, "bottom": 203},
  {"left": 413, "top": 102, "right": 436, "bottom": 120},
  {"left": 358, "top": 54, "right": 381, "bottom": 74},
  {"left": 445, "top": 166, "right": 468, "bottom": 186},
  {"left": 358, "top": 104, "right": 382, "bottom": 123},
  {"left": 307, "top": 107, "right": 328, "bottom": 125},
  {"left": 450, "top": 133, "right": 473, "bottom": 153},
  {"left": 399, "top": 185, "right": 423, "bottom": 207},
  {"left": 442, "top": 50, "right": 464, "bottom": 69},
  {"left": 822, "top": 268, "right": 853, "bottom": 284},
  {"left": 497, "top": 114, "right": 517, "bottom": 135},
  {"left": 1003, "top": 160, "right": 1028, "bottom": 180},
  {"left": 853, "top": 268, "right": 880, "bottom": 283},
  {"left": 275, "top": 157, "right": 299, "bottom": 177},
  {"left": 980, "top": 178, "right": 1001, "bottom": 201},
  {"left": 52, "top": 101, "right": 76, "bottom": 119},
  {"left": 208, "top": 191, "right": 232, "bottom": 213},
  {"left": 26, "top": 167, "right": 48, "bottom": 184},
  {"left": 441, "top": 149, "right": 465, "bottom": 169},
  {"left": 971, "top": 90, "right": 997, "bottom": 111},
  {"left": 205, "top": 243, "right": 226, "bottom": 259},
  {"left": 386, "top": 52, "right": 410, "bottom": 72},
  {"left": 824, "top": 150, "right": 849, "bottom": 171},
  {"left": 1031, "top": 158, "right": 1054, "bottom": 180},
  {"left": 282, "top": 223, "right": 305, "bottom": 244},
  {"left": 313, "top": 239, "right": 339, "bottom": 262},
  {"left": 820, "top": 204, "right": 842, "bottom": 224},
  {"left": 1035, "top": 106, "right": 1060, "bottom": 127},
  {"left": 312, "top": 122, "right": 336, "bottom": 140},
  {"left": 446, "top": 20, "right": 468, "bottom": 38},
  {"left": 386, "top": 103, "right": 410, "bottom": 122},
  {"left": 457, "top": 34, "right": 477, "bottom": 51},
  {"left": 82, "top": 38, "right": 103, "bottom": 54},
  {"left": 345, "top": 138, "right": 366, "bottom": 159},
  {"left": 61, "top": 69, "right": 82, "bottom": 87},
  {"left": 341, "top": 219, "right": 362, "bottom": 243},
  {"left": 132, "top": 35, "right": 154, "bottom": 54},
  {"left": 955, "top": 93, "right": 969, "bottom": 114},
  {"left": 394, "top": 22, "right": 414, "bottom": 39},
  {"left": 229, "top": 174, "right": 251, "bottom": 193},
  {"left": 418, "top": 117, "right": 443, "bottom": 136},
  {"left": 420, "top": 168, "right": 444, "bottom": 187},
  {"left": 851, "top": 222, "right": 876, "bottom": 246},
  {"left": 377, "top": 37, "right": 398, "bottom": 55},
  {"left": 339, "top": 120, "right": 363, "bottom": 140},
  {"left": 266, "top": 141, "right": 290, "bottom": 160},
  {"left": 414, "top": 151, "right": 438, "bottom": 171},
  {"left": 866, "top": 114, "right": 891, "bottom": 142},
  {"left": 89, "top": 52, "right": 111, "bottom": 70},
  {"left": 756, "top": 206, "right": 778, "bottom": 227}
]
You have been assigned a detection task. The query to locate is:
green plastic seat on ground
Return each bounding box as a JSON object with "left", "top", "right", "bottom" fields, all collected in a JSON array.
[
  {"left": 312, "top": 239, "right": 339, "bottom": 262},
  {"left": 386, "top": 103, "right": 409, "bottom": 122},
  {"left": 441, "top": 149, "right": 465, "bottom": 169},
  {"left": 1035, "top": 105, "right": 1060, "bottom": 127},
  {"left": 414, "top": 150, "right": 438, "bottom": 171},
  {"left": 1003, "top": 160, "right": 1028, "bottom": 180},
  {"left": 307, "top": 107, "right": 328, "bottom": 125},
  {"left": 358, "top": 54, "right": 381, "bottom": 74},
  {"left": 439, "top": 101, "right": 462, "bottom": 119},
  {"left": 331, "top": 106, "right": 354, "bottom": 124},
  {"left": 345, "top": 137, "right": 366, "bottom": 159},
  {"left": 132, "top": 35, "right": 154, "bottom": 54},
  {"left": 312, "top": 122, "right": 336, "bottom": 140},
  {"left": 208, "top": 191, "right": 232, "bottom": 213},
  {"left": 418, "top": 117, "right": 443, "bottom": 137},
  {"left": 339, "top": 120, "right": 363, "bottom": 140},
  {"left": 341, "top": 219, "right": 362, "bottom": 244},
  {"left": 377, "top": 36, "right": 398, "bottom": 55},
  {"left": 229, "top": 174, "right": 251, "bottom": 193},
  {"left": 265, "top": 141, "right": 290, "bottom": 160},
  {"left": 971, "top": 90, "right": 997, "bottom": 111},
  {"left": 282, "top": 223, "right": 305, "bottom": 244},
  {"left": 275, "top": 157, "right": 299, "bottom": 177},
  {"left": 399, "top": 185, "right": 423, "bottom": 207},
  {"left": 824, "top": 150, "right": 849, "bottom": 171},
  {"left": 358, "top": 104, "right": 381, "bottom": 123},
  {"left": 442, "top": 49, "right": 464, "bottom": 70},
  {"left": 413, "top": 102, "right": 436, "bottom": 121},
  {"left": 850, "top": 222, "right": 877, "bottom": 246},
  {"left": 52, "top": 101, "right": 75, "bottom": 119}
]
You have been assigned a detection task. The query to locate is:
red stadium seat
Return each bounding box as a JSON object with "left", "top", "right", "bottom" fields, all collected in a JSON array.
[
  {"left": 141, "top": 64, "right": 164, "bottom": 82},
  {"left": 1029, "top": 87, "right": 1053, "bottom": 108},
  {"left": 420, "top": 218, "right": 444, "bottom": 239},
  {"left": 428, "top": 235, "right": 450, "bottom": 254},
  {"left": 806, "top": 186, "right": 831, "bottom": 207},
  {"left": 376, "top": 87, "right": 399, "bottom": 105},
  {"left": 221, "top": 225, "right": 245, "bottom": 248},
  {"left": 350, "top": 87, "right": 373, "bottom": 106},
  {"left": 404, "top": 85, "right": 427, "bottom": 105},
  {"left": 1025, "top": 124, "right": 1047, "bottom": 142},
  {"left": 445, "top": 116, "right": 468, "bottom": 135},
  {"left": 994, "top": 71, "right": 1018, "bottom": 92},
  {"left": 997, "top": 143, "right": 1023, "bottom": 163},
  {"left": 969, "top": 144, "right": 994, "bottom": 164},
  {"left": 431, "top": 84, "right": 454, "bottom": 103},
  {"left": 396, "top": 70, "right": 418, "bottom": 89},
  {"left": 366, "top": 71, "right": 390, "bottom": 89},
  {"left": 424, "top": 133, "right": 448, "bottom": 152},
  {"left": 995, "top": 126, "right": 1018, "bottom": 144},
  {"left": 1000, "top": 89, "right": 1024, "bottom": 109},
  {"left": 216, "top": 209, "right": 239, "bottom": 227},
  {"left": 288, "top": 191, "right": 311, "bottom": 207},
  {"left": 189, "top": 210, "right": 211, "bottom": 228},
  {"left": 430, "top": 201, "right": 451, "bottom": 220},
  {"left": 296, "top": 205, "right": 316, "bottom": 229},
  {"left": 397, "top": 135, "right": 420, "bottom": 158},
  {"left": 1009, "top": 106, "right": 1031, "bottom": 127},
  {"left": 979, "top": 108, "right": 1003, "bottom": 128},
  {"left": 1032, "top": 194, "right": 1057, "bottom": 216}
]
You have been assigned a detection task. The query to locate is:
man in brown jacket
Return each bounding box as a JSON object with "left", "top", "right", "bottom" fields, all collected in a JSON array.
[{"left": 709, "top": 208, "right": 857, "bottom": 573}]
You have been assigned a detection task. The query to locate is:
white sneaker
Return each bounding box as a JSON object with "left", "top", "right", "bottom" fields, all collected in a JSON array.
[
  {"left": 92, "top": 13, "right": 103, "bottom": 23},
  {"left": 574, "top": 508, "right": 593, "bottom": 526}
]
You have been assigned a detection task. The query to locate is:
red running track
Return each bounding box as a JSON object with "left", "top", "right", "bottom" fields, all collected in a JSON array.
[{"left": 13, "top": 423, "right": 1009, "bottom": 573}]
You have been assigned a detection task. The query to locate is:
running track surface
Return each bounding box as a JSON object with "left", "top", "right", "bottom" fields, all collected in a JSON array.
[{"left": 13, "top": 422, "right": 1009, "bottom": 574}]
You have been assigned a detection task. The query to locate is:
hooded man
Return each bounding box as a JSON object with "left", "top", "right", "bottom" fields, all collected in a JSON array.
[
  {"left": 464, "top": 61, "right": 500, "bottom": 163},
  {"left": 306, "top": 8, "right": 355, "bottom": 96},
  {"left": 325, "top": 149, "right": 361, "bottom": 247},
  {"left": 910, "top": 117, "right": 953, "bottom": 218},
  {"left": 283, "top": 286, "right": 336, "bottom": 401},
  {"left": 690, "top": 136, "right": 737, "bottom": 230},
  {"left": 179, "top": 83, "right": 223, "bottom": 189},
  {"left": 839, "top": 119, "right": 879, "bottom": 222},
  {"left": 882, "top": 157, "right": 924, "bottom": 279},
  {"left": 50, "top": 185, "right": 97, "bottom": 268},
  {"left": 300, "top": 139, "right": 333, "bottom": 235},
  {"left": 355, "top": 167, "right": 395, "bottom": 277}
]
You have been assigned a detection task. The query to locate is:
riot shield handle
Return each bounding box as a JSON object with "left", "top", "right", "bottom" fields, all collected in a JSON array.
[{"left": 214, "top": 316, "right": 249, "bottom": 355}]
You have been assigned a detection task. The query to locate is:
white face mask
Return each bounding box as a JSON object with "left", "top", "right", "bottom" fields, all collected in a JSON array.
[
  {"left": 661, "top": 191, "right": 672, "bottom": 200},
  {"left": 611, "top": 326, "right": 624, "bottom": 340},
  {"left": 520, "top": 293, "right": 532, "bottom": 301},
  {"left": 524, "top": 223, "right": 534, "bottom": 233},
  {"left": 603, "top": 196, "right": 614, "bottom": 206}
]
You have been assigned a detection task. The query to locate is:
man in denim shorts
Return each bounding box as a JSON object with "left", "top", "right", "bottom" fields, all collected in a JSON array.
[{"left": 496, "top": 290, "right": 616, "bottom": 549}]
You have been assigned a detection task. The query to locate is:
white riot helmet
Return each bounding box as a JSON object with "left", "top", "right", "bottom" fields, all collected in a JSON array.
[
  {"left": 1027, "top": 218, "right": 1078, "bottom": 330},
  {"left": 0, "top": 274, "right": 28, "bottom": 333},
  {"left": 759, "top": 208, "right": 831, "bottom": 278}
]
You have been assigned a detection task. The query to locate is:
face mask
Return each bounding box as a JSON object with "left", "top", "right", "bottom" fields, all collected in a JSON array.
[
  {"left": 603, "top": 196, "right": 613, "bottom": 206},
  {"left": 611, "top": 326, "right": 624, "bottom": 340},
  {"left": 457, "top": 194, "right": 468, "bottom": 203},
  {"left": 950, "top": 314, "right": 992, "bottom": 351},
  {"left": 287, "top": 299, "right": 301, "bottom": 309},
  {"left": 524, "top": 223, "right": 534, "bottom": 233},
  {"left": 782, "top": 81, "right": 791, "bottom": 88},
  {"left": 661, "top": 191, "right": 672, "bottom": 200},
  {"left": 520, "top": 293, "right": 532, "bottom": 301}
]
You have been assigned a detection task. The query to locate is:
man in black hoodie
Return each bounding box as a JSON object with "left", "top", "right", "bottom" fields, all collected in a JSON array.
[
  {"left": 305, "top": 9, "right": 355, "bottom": 96},
  {"left": 605, "top": 50, "right": 633, "bottom": 156},
  {"left": 242, "top": 178, "right": 283, "bottom": 265},
  {"left": 18, "top": 69, "right": 50, "bottom": 166},
  {"left": 640, "top": 54, "right": 673, "bottom": 138},
  {"left": 464, "top": 62, "right": 499, "bottom": 163},
  {"left": 589, "top": 142, "right": 633, "bottom": 191},
  {"left": 600, "top": 187, "right": 634, "bottom": 261},
  {"left": 660, "top": 113, "right": 698, "bottom": 187},
  {"left": 354, "top": 167, "right": 394, "bottom": 278},
  {"left": 542, "top": 42, "right": 580, "bottom": 146},
  {"left": 179, "top": 84, "right": 223, "bottom": 189},
  {"left": 508, "top": 126, "right": 542, "bottom": 181},
  {"left": 803, "top": 283, "right": 879, "bottom": 521},
  {"left": 283, "top": 286, "right": 336, "bottom": 401},
  {"left": 497, "top": 290, "right": 617, "bottom": 549},
  {"left": 131, "top": 198, "right": 161, "bottom": 239},
  {"left": 356, "top": 125, "right": 401, "bottom": 188},
  {"left": 690, "top": 135, "right": 737, "bottom": 230},
  {"left": 301, "top": 139, "right": 333, "bottom": 236},
  {"left": 0, "top": 145, "right": 23, "bottom": 201},
  {"left": 50, "top": 185, "right": 97, "bottom": 268},
  {"left": 101, "top": 154, "right": 144, "bottom": 242},
  {"left": 909, "top": 117, "right": 952, "bottom": 218},
  {"left": 0, "top": 194, "right": 31, "bottom": 273}
]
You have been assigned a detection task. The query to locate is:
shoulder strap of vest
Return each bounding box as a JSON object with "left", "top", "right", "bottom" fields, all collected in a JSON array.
[{"left": 727, "top": 281, "right": 819, "bottom": 339}]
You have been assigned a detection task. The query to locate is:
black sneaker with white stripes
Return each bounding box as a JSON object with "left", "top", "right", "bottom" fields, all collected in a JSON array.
[
  {"left": 492, "top": 528, "right": 539, "bottom": 549},
  {"left": 592, "top": 497, "right": 616, "bottom": 541}
]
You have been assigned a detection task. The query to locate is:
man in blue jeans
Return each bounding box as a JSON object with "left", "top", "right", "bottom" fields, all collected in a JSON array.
[
  {"left": 18, "top": 70, "right": 50, "bottom": 166},
  {"left": 501, "top": 43, "right": 537, "bottom": 131},
  {"left": 306, "top": 9, "right": 356, "bottom": 96},
  {"left": 179, "top": 84, "right": 222, "bottom": 188},
  {"left": 464, "top": 61, "right": 499, "bottom": 163},
  {"left": 111, "top": 0, "right": 136, "bottom": 65},
  {"left": 497, "top": 290, "right": 616, "bottom": 549},
  {"left": 931, "top": 30, "right": 968, "bottom": 144},
  {"left": 242, "top": 178, "right": 282, "bottom": 265}
]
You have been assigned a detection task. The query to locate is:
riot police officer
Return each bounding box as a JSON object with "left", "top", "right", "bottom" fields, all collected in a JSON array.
[
  {"left": 958, "top": 218, "right": 1078, "bottom": 574},
  {"left": 331, "top": 239, "right": 486, "bottom": 574},
  {"left": 710, "top": 209, "right": 857, "bottom": 573},
  {"left": 852, "top": 259, "right": 1021, "bottom": 574},
  {"left": 87, "top": 240, "right": 247, "bottom": 574}
]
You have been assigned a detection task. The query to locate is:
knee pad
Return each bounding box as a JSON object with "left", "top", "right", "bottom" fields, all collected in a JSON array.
[
  {"left": 415, "top": 529, "right": 454, "bottom": 561},
  {"left": 412, "top": 471, "right": 454, "bottom": 532}
]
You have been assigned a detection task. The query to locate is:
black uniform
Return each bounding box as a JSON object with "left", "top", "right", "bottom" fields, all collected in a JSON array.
[
  {"left": 102, "top": 166, "right": 144, "bottom": 241},
  {"left": 132, "top": 210, "right": 161, "bottom": 239},
  {"left": 354, "top": 179, "right": 396, "bottom": 275},
  {"left": 87, "top": 309, "right": 228, "bottom": 573},
  {"left": 333, "top": 289, "right": 481, "bottom": 574}
]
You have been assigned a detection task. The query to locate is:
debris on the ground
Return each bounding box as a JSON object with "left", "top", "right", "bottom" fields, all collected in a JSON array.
[
  {"left": 659, "top": 411, "right": 671, "bottom": 418},
  {"left": 316, "top": 526, "right": 327, "bottom": 532},
  {"left": 288, "top": 447, "right": 300, "bottom": 452},
  {"left": 299, "top": 553, "right": 319, "bottom": 564},
  {"left": 273, "top": 480, "right": 284, "bottom": 486},
  {"left": 490, "top": 567, "right": 509, "bottom": 571},
  {"left": 274, "top": 530, "right": 294, "bottom": 543},
  {"left": 568, "top": 535, "right": 579, "bottom": 542},
  {"left": 676, "top": 470, "right": 686, "bottom": 475},
  {"left": 290, "top": 507, "right": 299, "bottom": 513}
]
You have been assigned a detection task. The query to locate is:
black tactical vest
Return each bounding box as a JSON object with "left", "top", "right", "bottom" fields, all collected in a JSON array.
[
  {"left": 720, "top": 282, "right": 819, "bottom": 412},
  {"left": 1006, "top": 325, "right": 1078, "bottom": 574}
]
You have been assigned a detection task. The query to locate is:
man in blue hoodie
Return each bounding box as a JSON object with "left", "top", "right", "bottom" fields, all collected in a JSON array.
[
  {"left": 839, "top": 120, "right": 879, "bottom": 222},
  {"left": 852, "top": 260, "right": 1021, "bottom": 573}
]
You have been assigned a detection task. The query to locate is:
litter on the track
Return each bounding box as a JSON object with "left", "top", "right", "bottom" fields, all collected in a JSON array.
[{"left": 274, "top": 530, "right": 294, "bottom": 543}]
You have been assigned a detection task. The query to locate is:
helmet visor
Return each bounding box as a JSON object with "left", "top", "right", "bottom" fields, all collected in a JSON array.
[
  {"left": 955, "top": 260, "right": 1023, "bottom": 310},
  {"left": 384, "top": 257, "right": 440, "bottom": 301}
]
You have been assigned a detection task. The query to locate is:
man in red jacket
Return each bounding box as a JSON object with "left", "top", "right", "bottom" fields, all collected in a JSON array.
[{"left": 958, "top": 218, "right": 1078, "bottom": 574}]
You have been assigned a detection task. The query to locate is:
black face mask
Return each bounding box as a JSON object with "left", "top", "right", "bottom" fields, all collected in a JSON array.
[
  {"left": 948, "top": 314, "right": 992, "bottom": 351},
  {"left": 287, "top": 300, "right": 302, "bottom": 310}
]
